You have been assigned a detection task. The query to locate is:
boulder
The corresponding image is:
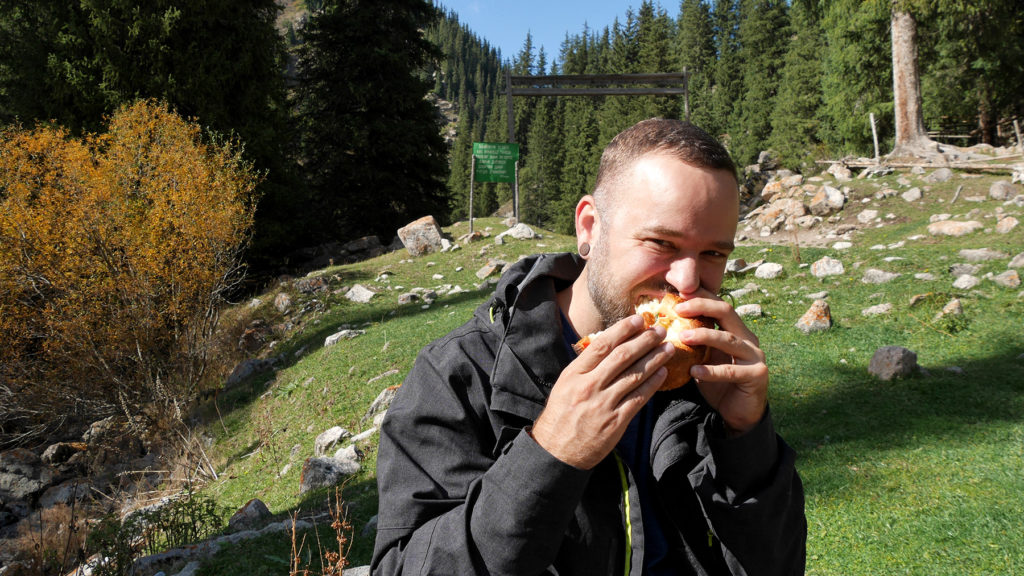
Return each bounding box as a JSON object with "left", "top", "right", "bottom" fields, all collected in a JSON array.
[
  {"left": 811, "top": 256, "right": 845, "bottom": 278},
  {"left": 345, "top": 284, "right": 375, "bottom": 303},
  {"left": 869, "top": 346, "right": 918, "bottom": 380},
  {"left": 299, "top": 457, "right": 360, "bottom": 494},
  {"left": 927, "top": 220, "right": 983, "bottom": 237},
  {"left": 397, "top": 216, "right": 445, "bottom": 257},
  {"left": 795, "top": 300, "right": 832, "bottom": 333},
  {"left": 989, "top": 180, "right": 1017, "bottom": 201},
  {"left": 228, "top": 498, "right": 272, "bottom": 533},
  {"left": 314, "top": 427, "right": 352, "bottom": 457}
]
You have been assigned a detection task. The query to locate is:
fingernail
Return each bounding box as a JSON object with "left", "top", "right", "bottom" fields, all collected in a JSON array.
[
  {"left": 653, "top": 324, "right": 667, "bottom": 338},
  {"left": 678, "top": 329, "right": 695, "bottom": 340},
  {"left": 690, "top": 364, "right": 707, "bottom": 377}
]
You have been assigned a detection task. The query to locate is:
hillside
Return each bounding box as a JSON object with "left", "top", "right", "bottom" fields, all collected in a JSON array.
[{"left": 185, "top": 162, "right": 1023, "bottom": 575}]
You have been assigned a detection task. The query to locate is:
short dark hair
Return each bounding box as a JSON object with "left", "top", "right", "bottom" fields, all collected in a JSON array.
[{"left": 593, "top": 118, "right": 736, "bottom": 217}]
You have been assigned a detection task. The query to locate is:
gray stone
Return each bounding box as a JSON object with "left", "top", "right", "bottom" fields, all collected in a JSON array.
[
  {"left": 928, "top": 220, "right": 983, "bottom": 237},
  {"left": 992, "top": 270, "right": 1021, "bottom": 288},
  {"left": 755, "top": 262, "right": 784, "bottom": 279},
  {"left": 795, "top": 300, "right": 832, "bottom": 333},
  {"left": 324, "top": 329, "right": 365, "bottom": 347},
  {"left": 273, "top": 292, "right": 291, "bottom": 313},
  {"left": 735, "top": 304, "right": 763, "bottom": 318},
  {"left": 869, "top": 346, "right": 918, "bottom": 380},
  {"left": 227, "top": 498, "right": 272, "bottom": 533},
  {"left": 1010, "top": 253, "right": 1024, "bottom": 269},
  {"left": 862, "top": 303, "right": 893, "bottom": 316},
  {"left": 345, "top": 284, "right": 375, "bottom": 303},
  {"left": 989, "top": 180, "right": 1017, "bottom": 200},
  {"left": 226, "top": 358, "right": 273, "bottom": 388},
  {"left": 857, "top": 209, "right": 879, "bottom": 224},
  {"left": 958, "top": 248, "right": 1008, "bottom": 262},
  {"left": 299, "top": 456, "right": 360, "bottom": 494},
  {"left": 314, "top": 426, "right": 351, "bottom": 457},
  {"left": 901, "top": 187, "right": 922, "bottom": 202},
  {"left": 397, "top": 215, "right": 445, "bottom": 257},
  {"left": 924, "top": 167, "right": 954, "bottom": 183},
  {"left": 996, "top": 216, "right": 1019, "bottom": 234},
  {"left": 861, "top": 269, "right": 900, "bottom": 284},
  {"left": 495, "top": 223, "right": 537, "bottom": 243},
  {"left": 952, "top": 275, "right": 980, "bottom": 290},
  {"left": 811, "top": 256, "right": 845, "bottom": 278}
]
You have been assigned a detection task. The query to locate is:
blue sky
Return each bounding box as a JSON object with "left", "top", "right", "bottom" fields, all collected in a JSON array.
[{"left": 437, "top": 1, "right": 650, "bottom": 65}]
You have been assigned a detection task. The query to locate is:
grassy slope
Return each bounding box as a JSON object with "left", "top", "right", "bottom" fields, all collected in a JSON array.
[{"left": 197, "top": 170, "right": 1023, "bottom": 575}]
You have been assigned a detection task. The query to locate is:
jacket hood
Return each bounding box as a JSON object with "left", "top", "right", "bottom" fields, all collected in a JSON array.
[{"left": 475, "top": 252, "right": 585, "bottom": 420}]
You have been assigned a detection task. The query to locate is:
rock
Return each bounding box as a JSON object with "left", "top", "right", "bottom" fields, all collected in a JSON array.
[
  {"left": 857, "top": 209, "right": 878, "bottom": 224},
  {"left": 725, "top": 258, "right": 747, "bottom": 274},
  {"left": 314, "top": 427, "right": 352, "bottom": 457},
  {"left": 495, "top": 223, "right": 537, "bottom": 243},
  {"left": 832, "top": 241, "right": 853, "bottom": 250},
  {"left": 324, "top": 329, "right": 365, "bottom": 347},
  {"left": 924, "top": 168, "right": 954, "bottom": 183},
  {"left": 808, "top": 186, "right": 845, "bottom": 216},
  {"left": 952, "top": 275, "right": 980, "bottom": 290},
  {"left": 273, "top": 292, "right": 292, "bottom": 313},
  {"left": 810, "top": 256, "right": 845, "bottom": 278},
  {"left": 475, "top": 259, "right": 507, "bottom": 280},
  {"left": 735, "top": 304, "right": 763, "bottom": 318},
  {"left": 345, "top": 284, "right": 375, "bottom": 303},
  {"left": 38, "top": 479, "right": 92, "bottom": 509},
  {"left": 228, "top": 499, "right": 272, "bottom": 533},
  {"left": 936, "top": 298, "right": 963, "bottom": 320},
  {"left": 397, "top": 215, "right": 445, "bottom": 257},
  {"left": 363, "top": 385, "right": 400, "bottom": 426},
  {"left": 861, "top": 269, "right": 900, "bottom": 284},
  {"left": 989, "top": 180, "right": 1017, "bottom": 200},
  {"left": 226, "top": 358, "right": 273, "bottom": 388},
  {"left": 901, "top": 187, "right": 922, "bottom": 202},
  {"left": 299, "top": 457, "right": 360, "bottom": 494},
  {"left": 754, "top": 262, "right": 784, "bottom": 279},
  {"left": 0, "top": 448, "right": 54, "bottom": 515},
  {"left": 996, "top": 216, "right": 1019, "bottom": 234},
  {"left": 795, "top": 300, "right": 832, "bottom": 333},
  {"left": 949, "top": 263, "right": 981, "bottom": 277},
  {"left": 862, "top": 303, "right": 893, "bottom": 316},
  {"left": 397, "top": 292, "right": 420, "bottom": 305},
  {"left": 928, "top": 220, "right": 983, "bottom": 237},
  {"left": 41, "top": 442, "right": 87, "bottom": 466},
  {"left": 1010, "top": 253, "right": 1024, "bottom": 269},
  {"left": 992, "top": 270, "right": 1021, "bottom": 288},
  {"left": 294, "top": 275, "right": 329, "bottom": 294},
  {"left": 958, "top": 248, "right": 1008, "bottom": 262},
  {"left": 827, "top": 163, "right": 853, "bottom": 180},
  {"left": 869, "top": 346, "right": 918, "bottom": 380}
]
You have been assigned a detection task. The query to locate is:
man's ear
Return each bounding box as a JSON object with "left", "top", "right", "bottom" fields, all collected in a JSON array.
[{"left": 575, "top": 194, "right": 598, "bottom": 249}]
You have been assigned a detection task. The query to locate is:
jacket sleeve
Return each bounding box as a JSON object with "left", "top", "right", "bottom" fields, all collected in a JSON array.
[
  {"left": 371, "top": 342, "right": 591, "bottom": 576},
  {"left": 652, "top": 396, "right": 806, "bottom": 576}
]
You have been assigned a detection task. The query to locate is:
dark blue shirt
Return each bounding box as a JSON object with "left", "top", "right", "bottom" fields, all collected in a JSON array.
[{"left": 560, "top": 312, "right": 671, "bottom": 574}]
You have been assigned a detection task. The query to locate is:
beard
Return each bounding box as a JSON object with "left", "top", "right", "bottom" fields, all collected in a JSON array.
[{"left": 586, "top": 238, "right": 673, "bottom": 330}]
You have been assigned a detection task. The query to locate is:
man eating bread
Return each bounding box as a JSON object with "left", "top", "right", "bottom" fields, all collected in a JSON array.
[{"left": 373, "top": 118, "right": 806, "bottom": 575}]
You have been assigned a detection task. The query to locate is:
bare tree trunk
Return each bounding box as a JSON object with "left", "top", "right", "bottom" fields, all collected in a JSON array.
[{"left": 889, "top": 6, "right": 934, "bottom": 157}]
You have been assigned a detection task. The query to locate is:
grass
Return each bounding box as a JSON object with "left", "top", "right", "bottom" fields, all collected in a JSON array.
[{"left": 192, "top": 169, "right": 1022, "bottom": 575}]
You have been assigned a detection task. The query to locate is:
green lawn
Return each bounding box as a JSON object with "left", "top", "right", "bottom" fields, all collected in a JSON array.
[{"left": 196, "top": 169, "right": 1024, "bottom": 574}]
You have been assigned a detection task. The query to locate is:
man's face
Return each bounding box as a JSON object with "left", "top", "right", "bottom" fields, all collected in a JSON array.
[{"left": 586, "top": 153, "right": 739, "bottom": 328}]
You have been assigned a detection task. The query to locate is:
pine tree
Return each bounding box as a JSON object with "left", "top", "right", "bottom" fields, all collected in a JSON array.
[
  {"left": 675, "top": 0, "right": 717, "bottom": 129},
  {"left": 768, "top": 0, "right": 825, "bottom": 170},
  {"left": 293, "top": 0, "right": 449, "bottom": 240},
  {"left": 730, "top": 0, "right": 790, "bottom": 165},
  {"left": 707, "top": 0, "right": 742, "bottom": 140}
]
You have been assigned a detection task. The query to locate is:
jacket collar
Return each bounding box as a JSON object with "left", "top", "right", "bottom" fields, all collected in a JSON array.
[{"left": 481, "top": 252, "right": 585, "bottom": 423}]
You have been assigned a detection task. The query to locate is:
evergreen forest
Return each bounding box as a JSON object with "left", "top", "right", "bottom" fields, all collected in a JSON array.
[{"left": 2, "top": 0, "right": 1022, "bottom": 270}]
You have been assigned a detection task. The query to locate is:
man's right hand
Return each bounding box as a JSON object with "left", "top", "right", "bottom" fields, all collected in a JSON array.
[{"left": 530, "top": 315, "right": 675, "bottom": 469}]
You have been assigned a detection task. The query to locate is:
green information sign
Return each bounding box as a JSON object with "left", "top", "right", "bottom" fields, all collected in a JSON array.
[{"left": 472, "top": 142, "right": 519, "bottom": 183}]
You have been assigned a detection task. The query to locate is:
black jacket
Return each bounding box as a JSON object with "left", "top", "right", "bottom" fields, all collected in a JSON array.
[{"left": 372, "top": 253, "right": 806, "bottom": 575}]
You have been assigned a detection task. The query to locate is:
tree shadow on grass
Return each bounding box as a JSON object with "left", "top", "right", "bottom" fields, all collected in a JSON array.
[{"left": 771, "top": 345, "right": 1024, "bottom": 495}]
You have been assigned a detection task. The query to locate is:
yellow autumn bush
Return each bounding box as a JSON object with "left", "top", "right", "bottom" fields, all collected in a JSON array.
[{"left": 0, "top": 100, "right": 258, "bottom": 443}]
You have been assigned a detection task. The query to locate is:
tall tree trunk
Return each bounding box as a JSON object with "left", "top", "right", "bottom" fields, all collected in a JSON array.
[{"left": 889, "top": 6, "right": 933, "bottom": 156}]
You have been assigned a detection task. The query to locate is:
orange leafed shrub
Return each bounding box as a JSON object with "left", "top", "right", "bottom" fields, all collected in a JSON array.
[{"left": 0, "top": 100, "right": 258, "bottom": 443}]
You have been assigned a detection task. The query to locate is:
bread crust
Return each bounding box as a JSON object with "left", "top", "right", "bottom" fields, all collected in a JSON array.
[{"left": 572, "top": 294, "right": 714, "bottom": 391}]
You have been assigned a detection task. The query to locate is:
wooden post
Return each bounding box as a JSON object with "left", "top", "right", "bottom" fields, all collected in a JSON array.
[
  {"left": 870, "top": 113, "right": 880, "bottom": 164},
  {"left": 469, "top": 155, "right": 476, "bottom": 234},
  {"left": 1014, "top": 119, "right": 1022, "bottom": 154},
  {"left": 682, "top": 66, "right": 690, "bottom": 122},
  {"left": 513, "top": 161, "right": 520, "bottom": 223},
  {"left": 505, "top": 68, "right": 515, "bottom": 145}
]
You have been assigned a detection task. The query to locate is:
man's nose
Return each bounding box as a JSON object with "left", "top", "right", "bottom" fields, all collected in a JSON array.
[{"left": 666, "top": 257, "right": 700, "bottom": 296}]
